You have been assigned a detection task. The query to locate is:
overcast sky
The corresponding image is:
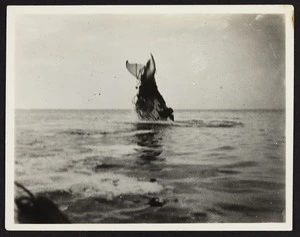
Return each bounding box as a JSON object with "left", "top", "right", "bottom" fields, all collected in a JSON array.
[{"left": 15, "top": 14, "right": 285, "bottom": 109}]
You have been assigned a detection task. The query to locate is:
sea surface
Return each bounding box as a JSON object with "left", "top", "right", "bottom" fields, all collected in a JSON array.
[{"left": 15, "top": 109, "right": 286, "bottom": 223}]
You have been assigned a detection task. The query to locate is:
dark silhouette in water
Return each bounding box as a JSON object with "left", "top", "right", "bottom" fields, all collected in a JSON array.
[
  {"left": 15, "top": 182, "right": 69, "bottom": 223},
  {"left": 135, "top": 124, "right": 164, "bottom": 164},
  {"left": 126, "top": 54, "right": 174, "bottom": 121}
]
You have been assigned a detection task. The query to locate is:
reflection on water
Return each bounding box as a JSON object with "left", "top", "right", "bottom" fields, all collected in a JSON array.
[{"left": 134, "top": 123, "right": 164, "bottom": 164}]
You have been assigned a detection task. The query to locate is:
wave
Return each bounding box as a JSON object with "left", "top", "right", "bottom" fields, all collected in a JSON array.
[
  {"left": 58, "top": 129, "right": 93, "bottom": 136},
  {"left": 15, "top": 172, "right": 164, "bottom": 200},
  {"left": 214, "top": 146, "right": 236, "bottom": 151},
  {"left": 57, "top": 119, "right": 244, "bottom": 139},
  {"left": 175, "top": 120, "right": 244, "bottom": 128},
  {"left": 125, "top": 120, "right": 244, "bottom": 128},
  {"left": 58, "top": 129, "right": 155, "bottom": 137}
]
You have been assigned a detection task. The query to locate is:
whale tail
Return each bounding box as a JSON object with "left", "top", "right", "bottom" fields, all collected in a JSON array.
[
  {"left": 145, "top": 53, "right": 156, "bottom": 79},
  {"left": 126, "top": 53, "right": 156, "bottom": 81},
  {"left": 125, "top": 61, "right": 145, "bottom": 80}
]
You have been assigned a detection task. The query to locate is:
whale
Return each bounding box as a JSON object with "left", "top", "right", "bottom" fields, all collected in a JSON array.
[{"left": 126, "top": 54, "right": 174, "bottom": 121}]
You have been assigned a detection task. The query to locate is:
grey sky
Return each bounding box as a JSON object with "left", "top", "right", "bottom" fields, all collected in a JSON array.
[{"left": 15, "top": 14, "right": 285, "bottom": 109}]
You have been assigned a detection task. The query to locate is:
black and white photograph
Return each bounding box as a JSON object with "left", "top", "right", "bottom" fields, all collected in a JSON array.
[{"left": 5, "top": 5, "right": 293, "bottom": 230}]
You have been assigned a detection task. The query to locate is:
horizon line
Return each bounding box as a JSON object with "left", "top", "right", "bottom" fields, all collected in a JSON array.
[{"left": 15, "top": 108, "right": 285, "bottom": 111}]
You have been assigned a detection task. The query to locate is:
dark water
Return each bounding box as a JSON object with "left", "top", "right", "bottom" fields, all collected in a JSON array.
[{"left": 15, "top": 109, "right": 285, "bottom": 223}]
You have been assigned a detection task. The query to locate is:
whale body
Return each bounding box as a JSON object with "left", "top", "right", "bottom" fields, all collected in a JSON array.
[{"left": 126, "top": 54, "right": 174, "bottom": 121}]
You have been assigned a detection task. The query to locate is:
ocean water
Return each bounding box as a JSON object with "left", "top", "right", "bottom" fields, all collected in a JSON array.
[{"left": 15, "top": 109, "right": 285, "bottom": 223}]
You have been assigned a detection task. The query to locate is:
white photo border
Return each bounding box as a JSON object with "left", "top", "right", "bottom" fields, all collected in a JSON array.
[{"left": 5, "top": 5, "right": 294, "bottom": 231}]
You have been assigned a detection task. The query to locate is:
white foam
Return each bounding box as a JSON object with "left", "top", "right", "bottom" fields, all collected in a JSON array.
[{"left": 16, "top": 172, "right": 164, "bottom": 200}]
